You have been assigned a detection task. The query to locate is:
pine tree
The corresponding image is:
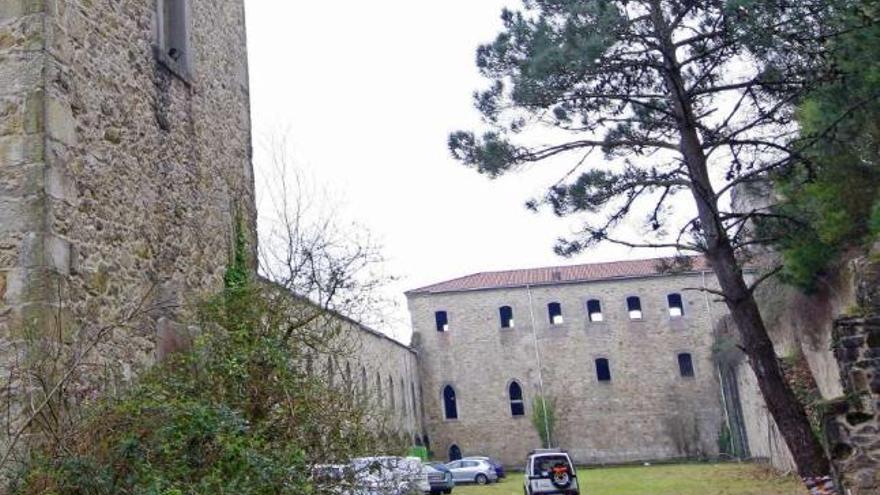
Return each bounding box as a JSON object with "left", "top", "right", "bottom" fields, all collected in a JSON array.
[{"left": 449, "top": 1, "right": 862, "bottom": 492}]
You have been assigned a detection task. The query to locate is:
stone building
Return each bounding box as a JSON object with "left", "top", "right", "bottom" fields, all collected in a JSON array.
[
  {"left": 1, "top": 0, "right": 255, "bottom": 380},
  {"left": 407, "top": 257, "right": 728, "bottom": 467},
  {"left": 0, "top": 0, "right": 422, "bottom": 451}
]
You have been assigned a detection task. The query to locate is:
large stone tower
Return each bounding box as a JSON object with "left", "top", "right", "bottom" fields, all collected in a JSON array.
[{"left": 1, "top": 0, "right": 255, "bottom": 389}]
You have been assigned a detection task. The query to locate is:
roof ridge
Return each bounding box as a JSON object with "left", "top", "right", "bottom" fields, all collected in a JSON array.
[{"left": 406, "top": 255, "right": 708, "bottom": 295}]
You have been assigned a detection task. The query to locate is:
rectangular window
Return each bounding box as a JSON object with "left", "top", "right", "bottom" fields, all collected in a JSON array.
[
  {"left": 596, "top": 358, "right": 612, "bottom": 382},
  {"left": 500, "top": 306, "right": 514, "bottom": 329},
  {"left": 435, "top": 311, "right": 449, "bottom": 332},
  {"left": 668, "top": 293, "right": 684, "bottom": 317},
  {"left": 587, "top": 299, "right": 603, "bottom": 322},
  {"left": 548, "top": 302, "right": 563, "bottom": 325},
  {"left": 678, "top": 353, "right": 695, "bottom": 377},
  {"left": 626, "top": 296, "right": 642, "bottom": 320},
  {"left": 157, "top": 0, "right": 191, "bottom": 78}
]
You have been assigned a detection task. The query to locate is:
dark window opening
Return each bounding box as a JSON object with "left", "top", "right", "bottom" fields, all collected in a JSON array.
[
  {"left": 448, "top": 444, "right": 462, "bottom": 462},
  {"left": 548, "top": 302, "right": 563, "bottom": 325},
  {"left": 587, "top": 299, "right": 603, "bottom": 322},
  {"left": 376, "top": 372, "right": 383, "bottom": 407},
  {"left": 499, "top": 306, "right": 514, "bottom": 329},
  {"left": 360, "top": 366, "right": 367, "bottom": 398},
  {"left": 435, "top": 311, "right": 449, "bottom": 332},
  {"left": 157, "top": 0, "right": 191, "bottom": 76},
  {"left": 668, "top": 293, "right": 685, "bottom": 317},
  {"left": 509, "top": 381, "right": 525, "bottom": 416},
  {"left": 596, "top": 358, "right": 612, "bottom": 382},
  {"left": 389, "top": 376, "right": 395, "bottom": 410},
  {"left": 678, "top": 353, "right": 695, "bottom": 377},
  {"left": 626, "top": 296, "right": 643, "bottom": 320},
  {"left": 443, "top": 385, "right": 458, "bottom": 420}
]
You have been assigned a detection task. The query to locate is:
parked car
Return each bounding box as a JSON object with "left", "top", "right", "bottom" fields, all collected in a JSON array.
[
  {"left": 423, "top": 462, "right": 455, "bottom": 494},
  {"left": 523, "top": 450, "right": 579, "bottom": 495},
  {"left": 462, "top": 456, "right": 505, "bottom": 478},
  {"left": 445, "top": 458, "right": 498, "bottom": 485}
]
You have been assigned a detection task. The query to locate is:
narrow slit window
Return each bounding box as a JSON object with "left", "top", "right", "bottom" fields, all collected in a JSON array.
[
  {"left": 157, "top": 0, "right": 191, "bottom": 75},
  {"left": 548, "top": 302, "right": 563, "bottom": 325},
  {"left": 508, "top": 381, "right": 525, "bottom": 416},
  {"left": 389, "top": 376, "right": 395, "bottom": 410},
  {"left": 376, "top": 372, "right": 383, "bottom": 407},
  {"left": 435, "top": 311, "right": 449, "bottom": 332},
  {"left": 626, "top": 296, "right": 643, "bottom": 320},
  {"left": 668, "top": 293, "right": 685, "bottom": 317},
  {"left": 596, "top": 358, "right": 612, "bottom": 382},
  {"left": 499, "top": 306, "right": 514, "bottom": 329},
  {"left": 443, "top": 385, "right": 458, "bottom": 420},
  {"left": 360, "top": 366, "right": 367, "bottom": 398},
  {"left": 587, "top": 299, "right": 603, "bottom": 322},
  {"left": 678, "top": 353, "right": 695, "bottom": 377}
]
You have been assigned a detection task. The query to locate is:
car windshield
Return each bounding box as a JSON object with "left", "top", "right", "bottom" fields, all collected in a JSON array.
[{"left": 533, "top": 455, "right": 571, "bottom": 476}]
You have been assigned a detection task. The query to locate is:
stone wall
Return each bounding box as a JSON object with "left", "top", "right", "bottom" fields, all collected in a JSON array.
[
  {"left": 408, "top": 271, "right": 726, "bottom": 467},
  {"left": 0, "top": 0, "right": 255, "bottom": 393},
  {"left": 345, "top": 322, "right": 424, "bottom": 441},
  {"left": 823, "top": 317, "right": 880, "bottom": 493}
]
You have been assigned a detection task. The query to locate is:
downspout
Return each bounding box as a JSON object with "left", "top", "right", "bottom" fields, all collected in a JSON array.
[
  {"left": 526, "top": 284, "right": 552, "bottom": 448},
  {"left": 704, "top": 271, "right": 733, "bottom": 451}
]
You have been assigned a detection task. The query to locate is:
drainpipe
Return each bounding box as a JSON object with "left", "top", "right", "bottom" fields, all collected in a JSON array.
[
  {"left": 526, "top": 284, "right": 552, "bottom": 448},
  {"left": 704, "top": 270, "right": 736, "bottom": 459}
]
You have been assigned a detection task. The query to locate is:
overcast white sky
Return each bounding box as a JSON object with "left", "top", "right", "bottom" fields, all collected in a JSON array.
[{"left": 245, "top": 1, "right": 665, "bottom": 342}]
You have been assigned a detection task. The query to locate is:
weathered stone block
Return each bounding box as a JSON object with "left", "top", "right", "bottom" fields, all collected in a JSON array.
[
  {"left": 45, "top": 97, "right": 75, "bottom": 146},
  {"left": 0, "top": 0, "right": 43, "bottom": 21}
]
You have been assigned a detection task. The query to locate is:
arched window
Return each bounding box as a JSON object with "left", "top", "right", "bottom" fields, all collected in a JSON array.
[
  {"left": 448, "top": 444, "right": 462, "bottom": 461},
  {"left": 587, "top": 299, "right": 603, "bottom": 322},
  {"left": 327, "top": 357, "right": 335, "bottom": 387},
  {"left": 499, "top": 306, "right": 514, "bottom": 329},
  {"left": 361, "top": 366, "right": 367, "bottom": 398},
  {"left": 668, "top": 293, "right": 684, "bottom": 317},
  {"left": 678, "top": 353, "right": 695, "bottom": 377},
  {"left": 548, "top": 302, "right": 563, "bottom": 325},
  {"left": 596, "top": 358, "right": 612, "bottom": 382},
  {"left": 435, "top": 311, "right": 449, "bottom": 332},
  {"left": 389, "top": 376, "right": 395, "bottom": 410},
  {"left": 376, "top": 372, "right": 383, "bottom": 407},
  {"left": 626, "top": 296, "right": 643, "bottom": 320},
  {"left": 401, "top": 380, "right": 408, "bottom": 418},
  {"left": 508, "top": 381, "right": 525, "bottom": 416},
  {"left": 411, "top": 382, "right": 419, "bottom": 422},
  {"left": 443, "top": 385, "right": 458, "bottom": 420},
  {"left": 305, "top": 352, "right": 314, "bottom": 375}
]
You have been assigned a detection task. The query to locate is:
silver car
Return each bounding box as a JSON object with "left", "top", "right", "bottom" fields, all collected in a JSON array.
[{"left": 444, "top": 459, "right": 498, "bottom": 485}]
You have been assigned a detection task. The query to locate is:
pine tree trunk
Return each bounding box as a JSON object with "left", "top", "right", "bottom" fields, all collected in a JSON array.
[{"left": 647, "top": 3, "right": 838, "bottom": 492}]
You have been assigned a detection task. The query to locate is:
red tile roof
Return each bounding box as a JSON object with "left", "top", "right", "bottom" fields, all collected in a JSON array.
[{"left": 407, "top": 256, "right": 711, "bottom": 295}]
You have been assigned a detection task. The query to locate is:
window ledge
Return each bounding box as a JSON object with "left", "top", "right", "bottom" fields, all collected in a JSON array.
[{"left": 154, "top": 45, "right": 193, "bottom": 85}]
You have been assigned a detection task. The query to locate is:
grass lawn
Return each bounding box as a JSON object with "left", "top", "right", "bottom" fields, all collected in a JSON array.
[{"left": 452, "top": 463, "right": 806, "bottom": 495}]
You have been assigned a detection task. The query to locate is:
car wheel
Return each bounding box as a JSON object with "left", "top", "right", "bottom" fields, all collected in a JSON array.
[
  {"left": 443, "top": 491, "right": 452, "bottom": 495},
  {"left": 475, "top": 473, "right": 489, "bottom": 485}
]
